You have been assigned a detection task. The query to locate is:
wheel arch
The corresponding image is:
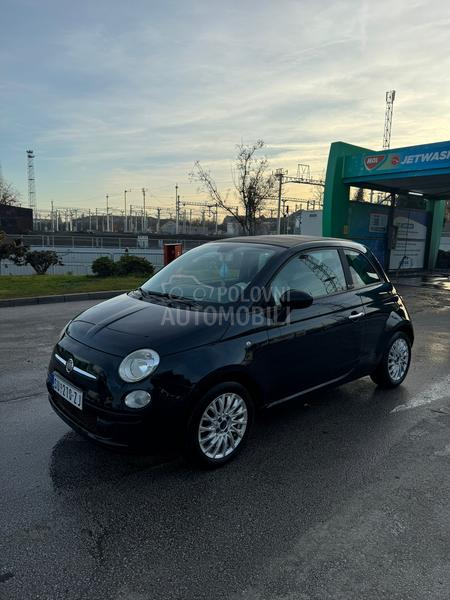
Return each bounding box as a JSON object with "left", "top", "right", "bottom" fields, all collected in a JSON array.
[
  {"left": 372, "top": 317, "right": 414, "bottom": 367},
  {"left": 391, "top": 321, "right": 414, "bottom": 345},
  {"left": 190, "top": 367, "right": 266, "bottom": 410}
]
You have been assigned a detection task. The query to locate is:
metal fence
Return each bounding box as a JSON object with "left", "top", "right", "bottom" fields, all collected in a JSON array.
[
  {"left": 0, "top": 234, "right": 218, "bottom": 276},
  {"left": 13, "top": 234, "right": 217, "bottom": 251}
]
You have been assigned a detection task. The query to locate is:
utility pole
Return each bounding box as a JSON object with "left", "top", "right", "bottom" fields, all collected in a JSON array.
[
  {"left": 142, "top": 188, "right": 148, "bottom": 232},
  {"left": 124, "top": 189, "right": 131, "bottom": 232},
  {"left": 156, "top": 208, "right": 161, "bottom": 233},
  {"left": 275, "top": 169, "right": 284, "bottom": 235},
  {"left": 175, "top": 184, "right": 179, "bottom": 234},
  {"left": 215, "top": 204, "right": 218, "bottom": 234},
  {"left": 106, "top": 194, "right": 109, "bottom": 232}
]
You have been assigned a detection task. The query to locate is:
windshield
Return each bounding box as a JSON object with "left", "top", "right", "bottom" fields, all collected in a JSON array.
[{"left": 141, "top": 242, "right": 280, "bottom": 304}]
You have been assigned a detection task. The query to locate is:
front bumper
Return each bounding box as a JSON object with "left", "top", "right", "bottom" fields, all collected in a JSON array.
[
  {"left": 48, "top": 388, "right": 151, "bottom": 448},
  {"left": 47, "top": 334, "right": 192, "bottom": 450}
]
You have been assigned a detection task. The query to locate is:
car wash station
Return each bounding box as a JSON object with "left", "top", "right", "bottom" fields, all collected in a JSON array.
[{"left": 322, "top": 140, "right": 448, "bottom": 271}]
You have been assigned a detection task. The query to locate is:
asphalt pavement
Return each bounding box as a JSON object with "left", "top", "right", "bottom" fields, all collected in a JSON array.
[{"left": 0, "top": 286, "right": 449, "bottom": 600}]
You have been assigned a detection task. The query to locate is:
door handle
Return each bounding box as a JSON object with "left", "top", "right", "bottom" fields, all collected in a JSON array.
[{"left": 348, "top": 311, "right": 364, "bottom": 320}]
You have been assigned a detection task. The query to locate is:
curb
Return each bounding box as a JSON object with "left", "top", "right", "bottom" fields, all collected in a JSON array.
[{"left": 0, "top": 290, "right": 129, "bottom": 308}]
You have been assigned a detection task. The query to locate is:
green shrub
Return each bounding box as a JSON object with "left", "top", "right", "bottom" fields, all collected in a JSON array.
[
  {"left": 25, "top": 250, "right": 62, "bottom": 275},
  {"left": 91, "top": 256, "right": 116, "bottom": 277},
  {"left": 116, "top": 254, "right": 154, "bottom": 277}
]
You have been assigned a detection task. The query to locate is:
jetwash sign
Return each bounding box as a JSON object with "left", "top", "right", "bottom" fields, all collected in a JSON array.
[{"left": 343, "top": 141, "right": 450, "bottom": 179}]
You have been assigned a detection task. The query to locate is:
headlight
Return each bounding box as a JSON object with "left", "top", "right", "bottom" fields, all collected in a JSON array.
[{"left": 118, "top": 349, "right": 160, "bottom": 382}]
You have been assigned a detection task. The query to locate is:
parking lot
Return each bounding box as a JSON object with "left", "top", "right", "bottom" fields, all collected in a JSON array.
[{"left": 0, "top": 284, "right": 449, "bottom": 600}]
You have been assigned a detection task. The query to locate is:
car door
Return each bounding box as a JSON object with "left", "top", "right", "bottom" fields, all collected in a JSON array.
[
  {"left": 342, "top": 248, "right": 399, "bottom": 370},
  {"left": 265, "top": 247, "right": 364, "bottom": 404}
]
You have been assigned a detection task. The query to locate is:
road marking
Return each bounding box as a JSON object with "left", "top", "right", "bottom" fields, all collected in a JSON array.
[{"left": 391, "top": 375, "right": 450, "bottom": 413}]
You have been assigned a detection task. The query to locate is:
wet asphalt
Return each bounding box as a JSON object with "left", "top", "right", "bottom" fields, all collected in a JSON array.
[{"left": 0, "top": 285, "right": 449, "bottom": 600}]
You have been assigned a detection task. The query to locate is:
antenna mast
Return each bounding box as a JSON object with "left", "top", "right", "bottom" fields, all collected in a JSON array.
[
  {"left": 383, "top": 90, "right": 396, "bottom": 150},
  {"left": 26, "top": 150, "right": 37, "bottom": 211}
]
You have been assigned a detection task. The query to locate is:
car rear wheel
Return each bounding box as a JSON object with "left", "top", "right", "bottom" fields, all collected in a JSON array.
[
  {"left": 370, "top": 331, "right": 411, "bottom": 388},
  {"left": 186, "top": 382, "right": 254, "bottom": 468}
]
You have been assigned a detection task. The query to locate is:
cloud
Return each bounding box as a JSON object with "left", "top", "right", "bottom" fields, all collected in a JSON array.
[{"left": 1, "top": 0, "right": 450, "bottom": 212}]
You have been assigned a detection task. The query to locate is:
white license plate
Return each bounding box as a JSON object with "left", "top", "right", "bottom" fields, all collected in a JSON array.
[{"left": 53, "top": 372, "right": 83, "bottom": 410}]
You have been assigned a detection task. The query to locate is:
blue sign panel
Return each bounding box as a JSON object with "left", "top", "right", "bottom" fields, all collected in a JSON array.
[{"left": 343, "top": 140, "right": 450, "bottom": 179}]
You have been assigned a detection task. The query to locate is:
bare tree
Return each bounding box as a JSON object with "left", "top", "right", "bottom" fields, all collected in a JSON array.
[
  {"left": 0, "top": 178, "right": 21, "bottom": 206},
  {"left": 311, "top": 184, "right": 324, "bottom": 205},
  {"left": 191, "top": 140, "right": 275, "bottom": 235}
]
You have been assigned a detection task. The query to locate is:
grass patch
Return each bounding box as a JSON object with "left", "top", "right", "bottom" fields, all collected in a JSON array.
[{"left": 0, "top": 275, "right": 146, "bottom": 299}]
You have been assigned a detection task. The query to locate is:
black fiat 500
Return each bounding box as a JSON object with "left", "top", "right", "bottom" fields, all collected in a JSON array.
[{"left": 48, "top": 236, "right": 413, "bottom": 466}]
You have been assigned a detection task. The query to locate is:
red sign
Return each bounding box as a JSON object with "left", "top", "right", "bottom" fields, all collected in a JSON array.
[
  {"left": 364, "top": 155, "right": 385, "bottom": 170},
  {"left": 390, "top": 155, "right": 400, "bottom": 166}
]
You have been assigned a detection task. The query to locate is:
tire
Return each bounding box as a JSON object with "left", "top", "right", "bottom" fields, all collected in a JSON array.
[
  {"left": 186, "top": 382, "right": 254, "bottom": 468},
  {"left": 370, "top": 331, "right": 412, "bottom": 389}
]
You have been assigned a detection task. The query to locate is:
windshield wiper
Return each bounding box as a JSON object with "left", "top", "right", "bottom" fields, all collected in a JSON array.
[
  {"left": 135, "top": 288, "right": 200, "bottom": 309},
  {"left": 133, "top": 288, "right": 167, "bottom": 302},
  {"left": 168, "top": 296, "right": 202, "bottom": 309},
  {"left": 137, "top": 288, "right": 173, "bottom": 298}
]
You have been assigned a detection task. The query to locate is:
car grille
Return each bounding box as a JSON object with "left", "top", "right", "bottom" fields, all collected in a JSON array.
[{"left": 52, "top": 348, "right": 115, "bottom": 410}]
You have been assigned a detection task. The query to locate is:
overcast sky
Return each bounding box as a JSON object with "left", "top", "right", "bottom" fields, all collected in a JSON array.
[{"left": 1, "top": 0, "right": 450, "bottom": 214}]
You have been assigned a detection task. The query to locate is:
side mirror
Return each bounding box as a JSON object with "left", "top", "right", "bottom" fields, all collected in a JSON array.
[{"left": 279, "top": 289, "right": 313, "bottom": 310}]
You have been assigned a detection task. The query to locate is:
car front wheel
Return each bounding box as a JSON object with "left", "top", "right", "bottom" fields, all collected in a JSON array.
[
  {"left": 187, "top": 382, "right": 254, "bottom": 468},
  {"left": 371, "top": 331, "right": 411, "bottom": 388}
]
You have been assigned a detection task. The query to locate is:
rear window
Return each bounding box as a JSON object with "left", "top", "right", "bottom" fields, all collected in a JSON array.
[
  {"left": 345, "top": 250, "right": 381, "bottom": 287},
  {"left": 271, "top": 248, "right": 347, "bottom": 302}
]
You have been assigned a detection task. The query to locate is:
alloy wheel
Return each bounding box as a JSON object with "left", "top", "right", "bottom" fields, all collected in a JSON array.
[
  {"left": 198, "top": 393, "right": 248, "bottom": 460},
  {"left": 387, "top": 338, "right": 410, "bottom": 382}
]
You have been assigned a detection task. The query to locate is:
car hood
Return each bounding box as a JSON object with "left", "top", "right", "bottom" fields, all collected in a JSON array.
[{"left": 66, "top": 293, "right": 228, "bottom": 357}]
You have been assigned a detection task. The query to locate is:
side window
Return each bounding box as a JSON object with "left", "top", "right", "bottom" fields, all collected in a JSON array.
[
  {"left": 271, "top": 248, "right": 347, "bottom": 304},
  {"left": 345, "top": 250, "right": 381, "bottom": 287}
]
